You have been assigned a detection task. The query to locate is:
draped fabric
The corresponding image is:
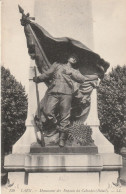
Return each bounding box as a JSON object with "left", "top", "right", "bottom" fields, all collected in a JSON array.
[
  {"left": 71, "top": 74, "right": 99, "bottom": 122},
  {"left": 24, "top": 22, "right": 110, "bottom": 74},
  {"left": 24, "top": 24, "right": 51, "bottom": 73}
]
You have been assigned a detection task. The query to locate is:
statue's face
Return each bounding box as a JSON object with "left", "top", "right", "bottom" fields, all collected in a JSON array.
[{"left": 68, "top": 57, "right": 77, "bottom": 64}]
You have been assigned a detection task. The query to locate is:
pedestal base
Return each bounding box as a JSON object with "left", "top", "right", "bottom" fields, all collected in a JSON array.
[
  {"left": 4, "top": 147, "right": 122, "bottom": 187},
  {"left": 5, "top": 171, "right": 122, "bottom": 190},
  {"left": 30, "top": 143, "right": 98, "bottom": 154}
]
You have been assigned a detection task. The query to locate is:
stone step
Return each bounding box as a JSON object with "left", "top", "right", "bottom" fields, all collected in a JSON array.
[{"left": 30, "top": 143, "right": 98, "bottom": 154}]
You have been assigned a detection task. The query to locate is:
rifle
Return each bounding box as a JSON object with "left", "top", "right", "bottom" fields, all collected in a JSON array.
[{"left": 34, "top": 66, "right": 45, "bottom": 147}]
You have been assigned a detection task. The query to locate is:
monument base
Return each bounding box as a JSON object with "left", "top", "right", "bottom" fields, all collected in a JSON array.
[
  {"left": 30, "top": 143, "right": 98, "bottom": 154},
  {"left": 4, "top": 146, "right": 122, "bottom": 187}
]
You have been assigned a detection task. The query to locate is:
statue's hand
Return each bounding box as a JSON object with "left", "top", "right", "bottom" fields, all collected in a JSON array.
[
  {"left": 20, "top": 15, "right": 31, "bottom": 26},
  {"left": 33, "top": 76, "right": 40, "bottom": 83},
  {"left": 63, "top": 69, "right": 72, "bottom": 75}
]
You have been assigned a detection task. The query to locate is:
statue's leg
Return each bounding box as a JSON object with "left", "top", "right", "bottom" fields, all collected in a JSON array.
[
  {"left": 58, "top": 94, "right": 72, "bottom": 147},
  {"left": 43, "top": 94, "right": 59, "bottom": 126}
]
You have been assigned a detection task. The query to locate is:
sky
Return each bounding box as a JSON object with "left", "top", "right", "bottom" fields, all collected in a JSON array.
[{"left": 2, "top": 0, "right": 126, "bottom": 93}]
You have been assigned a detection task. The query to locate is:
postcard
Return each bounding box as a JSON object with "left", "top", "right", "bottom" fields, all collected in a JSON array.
[{"left": 1, "top": 0, "right": 126, "bottom": 193}]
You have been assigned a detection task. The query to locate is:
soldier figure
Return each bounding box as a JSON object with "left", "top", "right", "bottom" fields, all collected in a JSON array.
[{"left": 33, "top": 54, "right": 85, "bottom": 147}]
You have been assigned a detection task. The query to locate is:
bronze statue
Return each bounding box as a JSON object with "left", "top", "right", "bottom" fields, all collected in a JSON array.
[
  {"left": 33, "top": 54, "right": 85, "bottom": 147},
  {"left": 19, "top": 5, "right": 110, "bottom": 147}
]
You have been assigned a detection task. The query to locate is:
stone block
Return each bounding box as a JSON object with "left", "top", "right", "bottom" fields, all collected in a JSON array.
[
  {"left": 30, "top": 143, "right": 98, "bottom": 154},
  {"left": 101, "top": 153, "right": 122, "bottom": 170},
  {"left": 28, "top": 172, "right": 99, "bottom": 189},
  {"left": 4, "top": 154, "right": 25, "bottom": 170},
  {"left": 4, "top": 152, "right": 122, "bottom": 186},
  {"left": 120, "top": 157, "right": 126, "bottom": 184},
  {"left": 25, "top": 153, "right": 102, "bottom": 172},
  {"left": 8, "top": 172, "right": 26, "bottom": 185}
]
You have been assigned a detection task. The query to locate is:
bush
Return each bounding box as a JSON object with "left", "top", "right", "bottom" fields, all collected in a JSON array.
[
  {"left": 1, "top": 66, "right": 28, "bottom": 154},
  {"left": 98, "top": 65, "right": 126, "bottom": 153}
]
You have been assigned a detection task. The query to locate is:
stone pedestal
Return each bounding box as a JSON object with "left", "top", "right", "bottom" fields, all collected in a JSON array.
[{"left": 4, "top": 150, "right": 122, "bottom": 187}]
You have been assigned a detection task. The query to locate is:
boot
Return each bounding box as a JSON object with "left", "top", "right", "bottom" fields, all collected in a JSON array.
[{"left": 59, "top": 132, "right": 66, "bottom": 147}]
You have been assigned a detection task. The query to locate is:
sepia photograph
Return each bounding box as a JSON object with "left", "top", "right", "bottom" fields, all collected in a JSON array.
[{"left": 1, "top": 0, "right": 126, "bottom": 193}]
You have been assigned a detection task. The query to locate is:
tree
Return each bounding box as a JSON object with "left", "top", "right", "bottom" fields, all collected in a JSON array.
[
  {"left": 1, "top": 66, "right": 28, "bottom": 154},
  {"left": 98, "top": 65, "right": 126, "bottom": 153}
]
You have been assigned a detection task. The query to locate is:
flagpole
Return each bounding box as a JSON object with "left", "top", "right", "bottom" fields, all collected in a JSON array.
[{"left": 34, "top": 66, "right": 41, "bottom": 116}]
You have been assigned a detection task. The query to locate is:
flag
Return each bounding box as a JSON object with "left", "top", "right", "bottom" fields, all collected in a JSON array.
[{"left": 23, "top": 21, "right": 110, "bottom": 75}]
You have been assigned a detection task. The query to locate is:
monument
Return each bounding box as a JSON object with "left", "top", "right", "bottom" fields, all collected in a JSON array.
[{"left": 4, "top": 0, "right": 122, "bottom": 188}]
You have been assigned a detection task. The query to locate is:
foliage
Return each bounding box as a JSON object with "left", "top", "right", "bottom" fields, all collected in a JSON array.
[
  {"left": 98, "top": 65, "right": 126, "bottom": 153},
  {"left": 68, "top": 121, "right": 94, "bottom": 146},
  {"left": 1, "top": 66, "right": 28, "bottom": 153}
]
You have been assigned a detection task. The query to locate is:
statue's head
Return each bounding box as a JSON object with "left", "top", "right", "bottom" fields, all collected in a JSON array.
[{"left": 68, "top": 54, "right": 79, "bottom": 65}]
